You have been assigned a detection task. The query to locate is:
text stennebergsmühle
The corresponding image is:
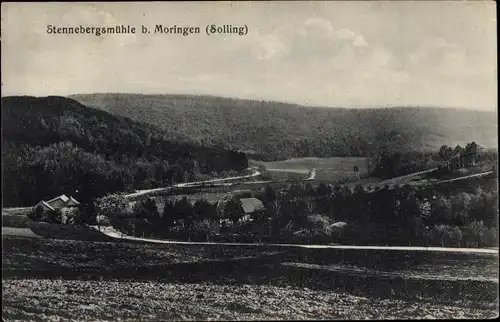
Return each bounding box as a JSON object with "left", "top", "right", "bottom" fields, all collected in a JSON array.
[{"left": 46, "top": 24, "right": 249, "bottom": 36}]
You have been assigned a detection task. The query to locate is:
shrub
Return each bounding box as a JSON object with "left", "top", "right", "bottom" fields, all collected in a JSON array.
[
  {"left": 72, "top": 207, "right": 98, "bottom": 225},
  {"left": 429, "top": 225, "right": 462, "bottom": 247},
  {"left": 45, "top": 209, "right": 63, "bottom": 224},
  {"left": 62, "top": 208, "right": 80, "bottom": 224},
  {"left": 444, "top": 226, "right": 463, "bottom": 247},
  {"left": 95, "top": 194, "right": 129, "bottom": 218},
  {"left": 306, "top": 214, "right": 331, "bottom": 231},
  {"left": 28, "top": 205, "right": 44, "bottom": 222},
  {"left": 462, "top": 221, "right": 488, "bottom": 247},
  {"left": 173, "top": 197, "right": 195, "bottom": 228},
  {"left": 218, "top": 197, "right": 245, "bottom": 225},
  {"left": 96, "top": 214, "right": 112, "bottom": 227},
  {"left": 192, "top": 219, "right": 220, "bottom": 242},
  {"left": 485, "top": 227, "right": 498, "bottom": 247},
  {"left": 94, "top": 193, "right": 130, "bottom": 230},
  {"left": 193, "top": 199, "right": 218, "bottom": 222}
]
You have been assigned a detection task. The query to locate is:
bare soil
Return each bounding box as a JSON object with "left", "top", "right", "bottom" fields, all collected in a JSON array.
[
  {"left": 2, "top": 236, "right": 498, "bottom": 320},
  {"left": 3, "top": 280, "right": 497, "bottom": 321}
]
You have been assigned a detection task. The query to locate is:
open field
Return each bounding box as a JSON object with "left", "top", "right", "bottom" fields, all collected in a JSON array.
[
  {"left": 2, "top": 214, "right": 31, "bottom": 228},
  {"left": 254, "top": 157, "right": 369, "bottom": 172},
  {"left": 254, "top": 157, "right": 370, "bottom": 183},
  {"left": 2, "top": 227, "right": 40, "bottom": 238},
  {"left": 4, "top": 236, "right": 498, "bottom": 284},
  {"left": 262, "top": 170, "right": 310, "bottom": 182},
  {"left": 2, "top": 207, "right": 33, "bottom": 216},
  {"left": 2, "top": 235, "right": 498, "bottom": 320},
  {"left": 3, "top": 279, "right": 496, "bottom": 321},
  {"left": 1, "top": 214, "right": 114, "bottom": 242}
]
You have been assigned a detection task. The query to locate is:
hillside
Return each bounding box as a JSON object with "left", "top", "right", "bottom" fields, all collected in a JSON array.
[
  {"left": 1, "top": 96, "right": 248, "bottom": 207},
  {"left": 70, "top": 94, "right": 498, "bottom": 161}
]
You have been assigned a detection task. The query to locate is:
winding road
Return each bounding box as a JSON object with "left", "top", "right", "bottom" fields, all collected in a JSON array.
[{"left": 125, "top": 168, "right": 262, "bottom": 199}]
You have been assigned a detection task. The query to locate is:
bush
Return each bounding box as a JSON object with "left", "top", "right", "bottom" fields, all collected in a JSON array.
[
  {"left": 95, "top": 194, "right": 129, "bottom": 218},
  {"left": 462, "top": 221, "right": 488, "bottom": 247},
  {"left": 306, "top": 214, "right": 331, "bottom": 231},
  {"left": 485, "top": 227, "right": 498, "bottom": 247},
  {"left": 72, "top": 207, "right": 98, "bottom": 225},
  {"left": 96, "top": 214, "right": 112, "bottom": 227},
  {"left": 62, "top": 208, "right": 80, "bottom": 224},
  {"left": 28, "top": 205, "right": 44, "bottom": 222},
  {"left": 193, "top": 199, "right": 218, "bottom": 222},
  {"left": 218, "top": 197, "right": 245, "bottom": 225},
  {"left": 444, "top": 226, "right": 463, "bottom": 247},
  {"left": 428, "top": 225, "right": 463, "bottom": 247},
  {"left": 192, "top": 219, "right": 220, "bottom": 242},
  {"left": 44, "top": 209, "right": 63, "bottom": 224}
]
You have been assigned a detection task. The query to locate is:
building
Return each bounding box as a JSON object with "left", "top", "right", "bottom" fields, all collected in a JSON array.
[
  {"left": 35, "top": 194, "right": 80, "bottom": 223},
  {"left": 239, "top": 197, "right": 264, "bottom": 222}
]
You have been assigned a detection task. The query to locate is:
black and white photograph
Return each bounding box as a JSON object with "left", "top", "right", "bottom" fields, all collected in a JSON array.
[{"left": 1, "top": 1, "right": 498, "bottom": 320}]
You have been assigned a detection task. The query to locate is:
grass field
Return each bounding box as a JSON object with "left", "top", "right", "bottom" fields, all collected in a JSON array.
[
  {"left": 2, "top": 207, "right": 33, "bottom": 216},
  {"left": 254, "top": 157, "right": 369, "bottom": 171},
  {"left": 254, "top": 157, "right": 370, "bottom": 183},
  {"left": 2, "top": 214, "right": 31, "bottom": 228},
  {"left": 2, "top": 227, "right": 40, "bottom": 238},
  {"left": 263, "top": 170, "right": 310, "bottom": 181},
  {"left": 1, "top": 213, "right": 114, "bottom": 242},
  {"left": 2, "top": 236, "right": 498, "bottom": 320}
]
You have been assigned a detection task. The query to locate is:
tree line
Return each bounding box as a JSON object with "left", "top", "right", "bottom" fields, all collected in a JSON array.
[
  {"left": 371, "top": 142, "right": 497, "bottom": 179},
  {"left": 49, "top": 175, "right": 497, "bottom": 247}
]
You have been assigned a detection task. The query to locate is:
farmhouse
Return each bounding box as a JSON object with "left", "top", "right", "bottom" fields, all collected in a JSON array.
[{"left": 35, "top": 194, "right": 81, "bottom": 224}]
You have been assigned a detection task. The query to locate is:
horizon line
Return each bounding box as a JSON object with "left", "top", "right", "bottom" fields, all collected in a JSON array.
[{"left": 1, "top": 91, "right": 497, "bottom": 113}]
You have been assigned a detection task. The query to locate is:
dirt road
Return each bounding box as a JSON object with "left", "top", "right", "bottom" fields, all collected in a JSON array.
[
  {"left": 125, "top": 168, "right": 261, "bottom": 198},
  {"left": 90, "top": 225, "right": 498, "bottom": 254}
]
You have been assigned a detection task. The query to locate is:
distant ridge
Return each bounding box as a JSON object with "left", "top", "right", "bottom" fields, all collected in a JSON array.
[
  {"left": 69, "top": 92, "right": 495, "bottom": 112},
  {"left": 70, "top": 93, "right": 498, "bottom": 161}
]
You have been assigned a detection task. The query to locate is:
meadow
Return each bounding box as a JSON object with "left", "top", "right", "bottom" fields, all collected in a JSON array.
[
  {"left": 255, "top": 157, "right": 369, "bottom": 171},
  {"left": 254, "top": 157, "right": 370, "bottom": 183}
]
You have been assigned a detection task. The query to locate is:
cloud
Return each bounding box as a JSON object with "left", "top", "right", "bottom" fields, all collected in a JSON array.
[
  {"left": 303, "top": 17, "right": 334, "bottom": 33},
  {"left": 408, "top": 37, "right": 464, "bottom": 70},
  {"left": 336, "top": 28, "right": 368, "bottom": 48},
  {"left": 302, "top": 17, "right": 368, "bottom": 48},
  {"left": 256, "top": 34, "right": 289, "bottom": 61},
  {"left": 1, "top": 2, "right": 495, "bottom": 111}
]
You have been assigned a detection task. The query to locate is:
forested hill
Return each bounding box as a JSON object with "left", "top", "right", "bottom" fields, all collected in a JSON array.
[
  {"left": 70, "top": 94, "right": 498, "bottom": 161},
  {"left": 2, "top": 96, "right": 248, "bottom": 207}
]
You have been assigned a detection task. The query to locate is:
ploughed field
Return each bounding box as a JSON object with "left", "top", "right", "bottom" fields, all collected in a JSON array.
[{"left": 3, "top": 236, "right": 498, "bottom": 320}]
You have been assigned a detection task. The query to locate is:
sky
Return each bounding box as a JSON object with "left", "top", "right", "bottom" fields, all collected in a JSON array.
[{"left": 1, "top": 1, "right": 497, "bottom": 111}]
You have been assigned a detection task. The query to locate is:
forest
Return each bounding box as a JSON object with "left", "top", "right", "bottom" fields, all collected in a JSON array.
[
  {"left": 71, "top": 93, "right": 498, "bottom": 161},
  {"left": 2, "top": 96, "right": 248, "bottom": 207}
]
